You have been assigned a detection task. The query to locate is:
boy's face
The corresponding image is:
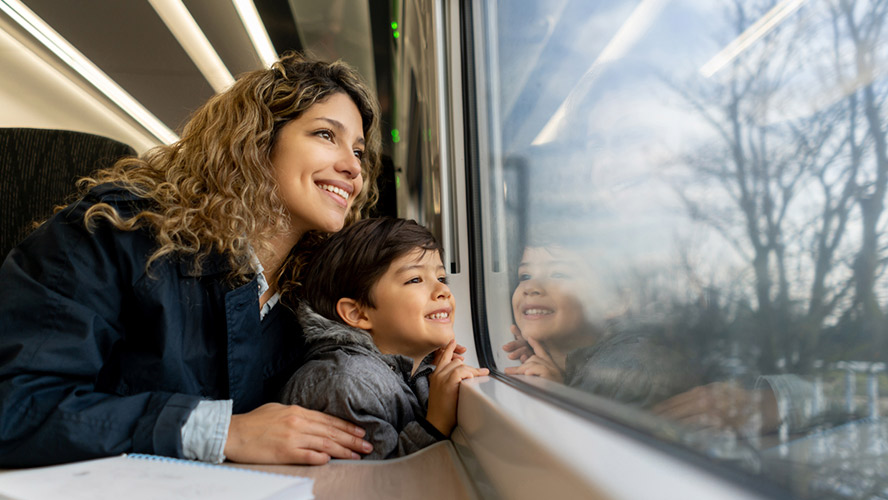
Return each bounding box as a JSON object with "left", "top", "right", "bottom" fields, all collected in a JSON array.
[
  {"left": 362, "top": 248, "right": 455, "bottom": 361},
  {"left": 511, "top": 246, "right": 588, "bottom": 343}
]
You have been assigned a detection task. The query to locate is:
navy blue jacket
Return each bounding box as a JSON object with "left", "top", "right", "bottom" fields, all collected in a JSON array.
[{"left": 0, "top": 185, "right": 303, "bottom": 466}]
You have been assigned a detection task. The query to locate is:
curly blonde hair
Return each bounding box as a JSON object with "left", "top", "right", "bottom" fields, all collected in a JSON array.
[{"left": 80, "top": 52, "right": 381, "bottom": 292}]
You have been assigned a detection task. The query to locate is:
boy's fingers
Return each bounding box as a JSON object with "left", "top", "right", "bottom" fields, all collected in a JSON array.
[
  {"left": 451, "top": 363, "right": 489, "bottom": 381},
  {"left": 441, "top": 339, "right": 458, "bottom": 360},
  {"left": 433, "top": 339, "right": 455, "bottom": 365},
  {"left": 505, "top": 345, "right": 533, "bottom": 360},
  {"left": 454, "top": 344, "right": 467, "bottom": 355},
  {"left": 525, "top": 337, "right": 551, "bottom": 362},
  {"left": 510, "top": 324, "right": 523, "bottom": 339},
  {"left": 435, "top": 357, "right": 465, "bottom": 378},
  {"left": 456, "top": 366, "right": 485, "bottom": 380},
  {"left": 502, "top": 339, "right": 527, "bottom": 353}
]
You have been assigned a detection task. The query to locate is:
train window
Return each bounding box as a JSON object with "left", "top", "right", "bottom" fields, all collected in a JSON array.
[{"left": 466, "top": 0, "right": 888, "bottom": 498}]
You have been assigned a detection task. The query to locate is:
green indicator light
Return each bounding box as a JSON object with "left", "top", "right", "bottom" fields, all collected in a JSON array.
[
  {"left": 391, "top": 129, "right": 400, "bottom": 143},
  {"left": 393, "top": 31, "right": 400, "bottom": 39},
  {"left": 395, "top": 175, "right": 400, "bottom": 189},
  {"left": 391, "top": 22, "right": 398, "bottom": 29}
]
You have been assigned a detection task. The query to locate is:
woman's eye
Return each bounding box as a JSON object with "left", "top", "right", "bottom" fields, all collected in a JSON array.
[
  {"left": 316, "top": 130, "right": 333, "bottom": 141},
  {"left": 354, "top": 149, "right": 364, "bottom": 161}
]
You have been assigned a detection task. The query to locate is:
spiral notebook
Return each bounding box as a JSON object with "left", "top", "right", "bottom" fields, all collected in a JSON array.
[{"left": 0, "top": 454, "right": 313, "bottom": 500}]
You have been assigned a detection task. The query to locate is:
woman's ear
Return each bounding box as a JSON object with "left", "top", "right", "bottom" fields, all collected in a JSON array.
[{"left": 336, "top": 298, "right": 373, "bottom": 331}]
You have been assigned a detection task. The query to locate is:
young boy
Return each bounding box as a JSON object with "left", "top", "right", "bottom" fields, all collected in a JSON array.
[{"left": 280, "top": 217, "right": 489, "bottom": 459}]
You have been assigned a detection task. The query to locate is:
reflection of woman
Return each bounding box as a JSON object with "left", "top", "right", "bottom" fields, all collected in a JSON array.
[
  {"left": 0, "top": 53, "right": 379, "bottom": 466},
  {"left": 503, "top": 245, "right": 697, "bottom": 408}
]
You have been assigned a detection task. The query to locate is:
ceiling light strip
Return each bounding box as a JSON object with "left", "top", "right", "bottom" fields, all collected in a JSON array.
[
  {"left": 532, "top": 0, "right": 667, "bottom": 145},
  {"left": 148, "top": 0, "right": 235, "bottom": 93},
  {"left": 0, "top": 0, "right": 177, "bottom": 144},
  {"left": 699, "top": 0, "right": 807, "bottom": 78},
  {"left": 231, "top": 0, "right": 278, "bottom": 68}
]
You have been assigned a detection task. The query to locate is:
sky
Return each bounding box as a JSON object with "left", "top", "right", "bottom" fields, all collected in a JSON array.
[{"left": 483, "top": 0, "right": 887, "bottom": 332}]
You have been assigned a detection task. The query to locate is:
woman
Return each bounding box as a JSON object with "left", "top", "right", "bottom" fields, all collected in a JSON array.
[{"left": 0, "top": 53, "right": 379, "bottom": 466}]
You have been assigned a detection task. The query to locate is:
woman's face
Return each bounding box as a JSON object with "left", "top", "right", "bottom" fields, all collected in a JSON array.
[
  {"left": 271, "top": 92, "right": 365, "bottom": 236},
  {"left": 512, "top": 247, "right": 588, "bottom": 343}
]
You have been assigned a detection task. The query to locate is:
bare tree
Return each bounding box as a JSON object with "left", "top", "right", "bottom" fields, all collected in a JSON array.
[
  {"left": 831, "top": 0, "right": 888, "bottom": 349},
  {"left": 668, "top": 0, "right": 888, "bottom": 369}
]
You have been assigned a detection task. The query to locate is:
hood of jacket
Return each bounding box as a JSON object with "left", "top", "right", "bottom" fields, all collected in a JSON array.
[{"left": 297, "top": 301, "right": 379, "bottom": 355}]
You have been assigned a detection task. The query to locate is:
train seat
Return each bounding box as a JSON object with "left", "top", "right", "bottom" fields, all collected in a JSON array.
[{"left": 0, "top": 128, "right": 136, "bottom": 259}]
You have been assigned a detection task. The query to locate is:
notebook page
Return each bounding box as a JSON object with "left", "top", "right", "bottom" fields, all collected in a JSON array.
[{"left": 0, "top": 455, "right": 313, "bottom": 500}]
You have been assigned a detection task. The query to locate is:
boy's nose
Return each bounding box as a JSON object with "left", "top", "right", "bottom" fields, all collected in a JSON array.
[{"left": 522, "top": 281, "right": 543, "bottom": 296}]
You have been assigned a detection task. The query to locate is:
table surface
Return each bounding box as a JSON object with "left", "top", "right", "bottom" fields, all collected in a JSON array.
[
  {"left": 0, "top": 442, "right": 478, "bottom": 500},
  {"left": 227, "top": 441, "right": 478, "bottom": 500}
]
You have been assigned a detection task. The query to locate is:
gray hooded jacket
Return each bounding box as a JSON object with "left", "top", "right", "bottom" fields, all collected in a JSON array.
[{"left": 279, "top": 304, "right": 445, "bottom": 459}]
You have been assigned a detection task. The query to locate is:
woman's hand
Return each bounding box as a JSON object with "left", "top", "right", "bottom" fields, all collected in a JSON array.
[
  {"left": 426, "top": 339, "right": 489, "bottom": 437},
  {"left": 224, "top": 403, "right": 373, "bottom": 465},
  {"left": 503, "top": 337, "right": 564, "bottom": 383},
  {"left": 652, "top": 382, "right": 779, "bottom": 433},
  {"left": 502, "top": 325, "right": 534, "bottom": 362}
]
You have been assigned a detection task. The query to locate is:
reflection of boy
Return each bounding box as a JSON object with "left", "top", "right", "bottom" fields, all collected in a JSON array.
[
  {"left": 279, "top": 218, "right": 488, "bottom": 459},
  {"left": 505, "top": 246, "right": 599, "bottom": 381},
  {"left": 504, "top": 245, "right": 697, "bottom": 408}
]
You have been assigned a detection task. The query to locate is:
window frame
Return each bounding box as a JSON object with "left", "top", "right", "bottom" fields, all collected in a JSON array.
[{"left": 455, "top": 1, "right": 797, "bottom": 498}]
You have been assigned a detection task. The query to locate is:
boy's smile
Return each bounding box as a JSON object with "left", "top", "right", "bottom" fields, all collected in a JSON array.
[
  {"left": 511, "top": 247, "right": 587, "bottom": 343},
  {"left": 360, "top": 248, "right": 455, "bottom": 366}
]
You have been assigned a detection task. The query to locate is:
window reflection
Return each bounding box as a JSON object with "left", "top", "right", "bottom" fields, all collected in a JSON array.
[{"left": 478, "top": 0, "right": 888, "bottom": 497}]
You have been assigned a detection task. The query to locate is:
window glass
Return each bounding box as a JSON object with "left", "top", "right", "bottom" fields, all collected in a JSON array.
[{"left": 471, "top": 1, "right": 888, "bottom": 497}]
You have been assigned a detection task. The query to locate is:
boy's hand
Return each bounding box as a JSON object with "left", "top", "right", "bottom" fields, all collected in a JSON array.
[
  {"left": 502, "top": 325, "right": 534, "bottom": 362},
  {"left": 503, "top": 337, "right": 563, "bottom": 383},
  {"left": 224, "top": 403, "right": 373, "bottom": 464},
  {"left": 426, "top": 339, "right": 489, "bottom": 436},
  {"left": 434, "top": 342, "right": 468, "bottom": 361}
]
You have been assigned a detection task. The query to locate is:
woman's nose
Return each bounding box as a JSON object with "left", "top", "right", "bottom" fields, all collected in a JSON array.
[{"left": 336, "top": 149, "right": 362, "bottom": 179}]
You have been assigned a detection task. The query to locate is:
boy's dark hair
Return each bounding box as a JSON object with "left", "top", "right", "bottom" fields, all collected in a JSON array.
[{"left": 303, "top": 217, "right": 443, "bottom": 323}]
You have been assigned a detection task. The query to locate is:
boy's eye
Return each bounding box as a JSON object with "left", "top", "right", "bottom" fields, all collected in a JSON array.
[
  {"left": 405, "top": 277, "right": 421, "bottom": 284},
  {"left": 551, "top": 272, "right": 570, "bottom": 280},
  {"left": 518, "top": 273, "right": 532, "bottom": 282},
  {"left": 438, "top": 276, "right": 448, "bottom": 284}
]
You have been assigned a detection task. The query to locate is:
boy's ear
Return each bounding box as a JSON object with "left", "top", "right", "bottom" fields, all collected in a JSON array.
[{"left": 336, "top": 298, "right": 374, "bottom": 331}]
